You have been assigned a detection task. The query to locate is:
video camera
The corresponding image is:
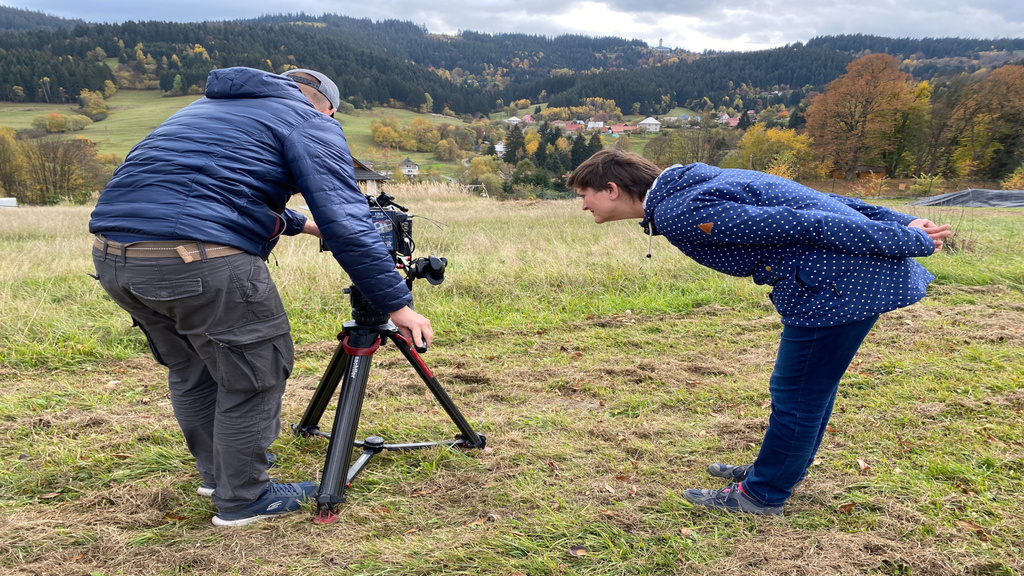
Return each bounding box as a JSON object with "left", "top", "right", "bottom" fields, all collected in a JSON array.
[
  {"left": 367, "top": 192, "right": 447, "bottom": 287},
  {"left": 321, "top": 191, "right": 447, "bottom": 288}
]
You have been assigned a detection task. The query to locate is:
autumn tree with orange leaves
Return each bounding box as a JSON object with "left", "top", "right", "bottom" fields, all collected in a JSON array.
[{"left": 804, "top": 54, "right": 919, "bottom": 176}]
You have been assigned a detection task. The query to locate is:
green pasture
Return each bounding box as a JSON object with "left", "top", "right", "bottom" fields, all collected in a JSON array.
[
  {"left": 0, "top": 90, "right": 201, "bottom": 157},
  {"left": 0, "top": 186, "right": 1021, "bottom": 575}
]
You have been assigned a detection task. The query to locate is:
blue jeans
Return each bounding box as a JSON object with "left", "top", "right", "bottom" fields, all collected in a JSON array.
[{"left": 741, "top": 316, "right": 878, "bottom": 506}]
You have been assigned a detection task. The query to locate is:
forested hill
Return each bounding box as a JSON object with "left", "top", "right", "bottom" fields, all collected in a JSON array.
[
  {"left": 252, "top": 13, "right": 652, "bottom": 82},
  {"left": 0, "top": 5, "right": 84, "bottom": 32},
  {"left": 805, "top": 34, "right": 1024, "bottom": 59},
  {"left": 1, "top": 5, "right": 1021, "bottom": 115}
]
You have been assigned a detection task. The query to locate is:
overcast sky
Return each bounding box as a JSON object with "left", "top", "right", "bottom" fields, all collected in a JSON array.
[{"left": 9, "top": 0, "right": 1024, "bottom": 52}]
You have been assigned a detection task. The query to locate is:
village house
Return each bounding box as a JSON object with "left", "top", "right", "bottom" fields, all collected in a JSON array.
[
  {"left": 352, "top": 158, "right": 389, "bottom": 195},
  {"left": 399, "top": 157, "right": 420, "bottom": 178},
  {"left": 607, "top": 123, "right": 638, "bottom": 135},
  {"left": 553, "top": 120, "right": 585, "bottom": 134},
  {"left": 637, "top": 117, "right": 661, "bottom": 133}
]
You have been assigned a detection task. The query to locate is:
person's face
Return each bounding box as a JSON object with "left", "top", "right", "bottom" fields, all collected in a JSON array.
[
  {"left": 578, "top": 183, "right": 645, "bottom": 223},
  {"left": 576, "top": 186, "right": 617, "bottom": 223}
]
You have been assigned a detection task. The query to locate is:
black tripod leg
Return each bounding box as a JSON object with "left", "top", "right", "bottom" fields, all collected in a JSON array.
[
  {"left": 313, "top": 328, "right": 381, "bottom": 523},
  {"left": 388, "top": 333, "right": 486, "bottom": 449},
  {"left": 294, "top": 334, "right": 348, "bottom": 436}
]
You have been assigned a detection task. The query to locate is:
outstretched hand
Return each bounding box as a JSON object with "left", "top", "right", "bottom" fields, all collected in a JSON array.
[
  {"left": 390, "top": 306, "right": 433, "bottom": 351},
  {"left": 908, "top": 218, "right": 953, "bottom": 253}
]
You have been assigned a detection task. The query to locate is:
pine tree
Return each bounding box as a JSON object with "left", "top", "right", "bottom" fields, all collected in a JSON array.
[
  {"left": 502, "top": 123, "right": 525, "bottom": 164},
  {"left": 570, "top": 135, "right": 588, "bottom": 169}
]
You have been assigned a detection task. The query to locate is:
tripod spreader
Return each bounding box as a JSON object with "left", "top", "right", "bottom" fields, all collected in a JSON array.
[{"left": 293, "top": 288, "right": 485, "bottom": 524}]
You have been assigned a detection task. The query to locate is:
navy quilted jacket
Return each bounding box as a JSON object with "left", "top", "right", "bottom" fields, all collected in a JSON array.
[
  {"left": 90, "top": 67, "right": 410, "bottom": 313},
  {"left": 640, "top": 163, "right": 937, "bottom": 326}
]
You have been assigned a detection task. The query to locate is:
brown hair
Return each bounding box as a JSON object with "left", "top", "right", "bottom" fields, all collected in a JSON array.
[{"left": 566, "top": 149, "right": 663, "bottom": 202}]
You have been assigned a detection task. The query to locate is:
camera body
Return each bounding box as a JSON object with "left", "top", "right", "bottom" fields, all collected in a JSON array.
[
  {"left": 370, "top": 208, "right": 413, "bottom": 258},
  {"left": 320, "top": 192, "right": 447, "bottom": 289}
]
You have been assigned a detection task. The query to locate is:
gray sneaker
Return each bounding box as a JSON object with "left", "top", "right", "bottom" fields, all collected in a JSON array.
[
  {"left": 707, "top": 463, "right": 752, "bottom": 481},
  {"left": 683, "top": 483, "right": 783, "bottom": 516}
]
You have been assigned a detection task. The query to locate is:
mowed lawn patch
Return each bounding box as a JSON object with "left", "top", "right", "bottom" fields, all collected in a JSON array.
[{"left": 0, "top": 185, "right": 1021, "bottom": 575}]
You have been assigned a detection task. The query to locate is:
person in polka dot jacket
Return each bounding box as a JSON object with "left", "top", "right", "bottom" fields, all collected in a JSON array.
[{"left": 568, "top": 149, "right": 951, "bottom": 516}]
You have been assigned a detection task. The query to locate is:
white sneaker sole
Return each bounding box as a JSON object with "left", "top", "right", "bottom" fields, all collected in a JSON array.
[{"left": 211, "top": 508, "right": 298, "bottom": 527}]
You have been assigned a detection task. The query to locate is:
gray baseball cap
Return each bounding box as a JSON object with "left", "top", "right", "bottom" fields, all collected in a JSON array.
[{"left": 282, "top": 68, "right": 340, "bottom": 109}]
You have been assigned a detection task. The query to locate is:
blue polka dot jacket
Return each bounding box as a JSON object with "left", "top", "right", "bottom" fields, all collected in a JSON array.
[{"left": 639, "top": 163, "right": 937, "bottom": 327}]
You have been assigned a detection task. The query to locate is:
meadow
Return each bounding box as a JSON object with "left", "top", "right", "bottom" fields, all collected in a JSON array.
[{"left": 0, "top": 184, "right": 1022, "bottom": 575}]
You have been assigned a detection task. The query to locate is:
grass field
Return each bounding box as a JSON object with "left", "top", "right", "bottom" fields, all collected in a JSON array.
[
  {"left": 0, "top": 90, "right": 201, "bottom": 157},
  {"left": 0, "top": 185, "right": 1022, "bottom": 575}
]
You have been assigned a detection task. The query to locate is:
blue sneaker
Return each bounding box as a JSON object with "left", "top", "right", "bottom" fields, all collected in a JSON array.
[
  {"left": 212, "top": 482, "right": 318, "bottom": 527},
  {"left": 683, "top": 483, "right": 784, "bottom": 516},
  {"left": 707, "top": 463, "right": 752, "bottom": 481}
]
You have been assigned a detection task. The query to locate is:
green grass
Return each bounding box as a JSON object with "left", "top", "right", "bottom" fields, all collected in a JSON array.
[
  {"left": 0, "top": 188, "right": 1022, "bottom": 575},
  {"left": 0, "top": 90, "right": 202, "bottom": 157}
]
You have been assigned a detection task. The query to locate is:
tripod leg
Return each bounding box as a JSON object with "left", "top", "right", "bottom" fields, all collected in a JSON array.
[
  {"left": 294, "top": 334, "right": 348, "bottom": 436},
  {"left": 389, "top": 333, "right": 486, "bottom": 449},
  {"left": 314, "top": 328, "right": 381, "bottom": 523}
]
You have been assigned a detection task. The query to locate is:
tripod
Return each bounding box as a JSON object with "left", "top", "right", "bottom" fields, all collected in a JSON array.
[{"left": 293, "top": 284, "right": 486, "bottom": 524}]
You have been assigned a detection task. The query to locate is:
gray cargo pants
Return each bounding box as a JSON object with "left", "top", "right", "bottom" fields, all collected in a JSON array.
[{"left": 92, "top": 244, "right": 293, "bottom": 514}]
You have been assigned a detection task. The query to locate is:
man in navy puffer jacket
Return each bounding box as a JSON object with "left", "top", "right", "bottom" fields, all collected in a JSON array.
[
  {"left": 568, "top": 149, "right": 951, "bottom": 517},
  {"left": 90, "top": 67, "right": 432, "bottom": 526}
]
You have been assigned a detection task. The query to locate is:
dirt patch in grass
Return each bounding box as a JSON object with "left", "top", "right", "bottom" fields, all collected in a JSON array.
[
  {"left": 884, "top": 300, "right": 1024, "bottom": 346},
  {"left": 709, "top": 418, "right": 768, "bottom": 451},
  {"left": 698, "top": 525, "right": 974, "bottom": 576}
]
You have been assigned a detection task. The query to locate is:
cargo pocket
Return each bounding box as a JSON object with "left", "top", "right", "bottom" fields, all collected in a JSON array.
[{"left": 206, "top": 313, "right": 293, "bottom": 393}]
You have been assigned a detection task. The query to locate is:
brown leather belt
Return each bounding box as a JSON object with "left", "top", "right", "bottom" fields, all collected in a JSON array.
[{"left": 93, "top": 234, "right": 245, "bottom": 263}]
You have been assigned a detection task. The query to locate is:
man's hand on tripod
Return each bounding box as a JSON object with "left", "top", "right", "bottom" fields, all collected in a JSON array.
[{"left": 391, "top": 306, "right": 433, "bottom": 351}]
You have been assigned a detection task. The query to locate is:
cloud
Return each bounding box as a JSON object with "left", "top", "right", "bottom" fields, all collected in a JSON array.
[{"left": 9, "top": 0, "right": 1024, "bottom": 52}]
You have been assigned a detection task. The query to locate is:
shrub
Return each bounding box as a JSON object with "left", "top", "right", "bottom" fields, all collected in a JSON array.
[
  {"left": 908, "top": 173, "right": 946, "bottom": 196},
  {"left": 1001, "top": 165, "right": 1024, "bottom": 190}
]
